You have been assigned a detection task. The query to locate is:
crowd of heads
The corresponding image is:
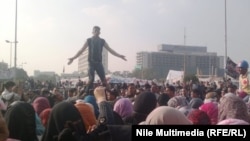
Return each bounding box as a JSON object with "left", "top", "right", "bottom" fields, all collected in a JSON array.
[{"left": 0, "top": 75, "right": 249, "bottom": 141}]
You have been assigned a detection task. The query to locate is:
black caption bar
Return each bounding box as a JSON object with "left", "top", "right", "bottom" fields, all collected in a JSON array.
[{"left": 132, "top": 125, "right": 250, "bottom": 141}]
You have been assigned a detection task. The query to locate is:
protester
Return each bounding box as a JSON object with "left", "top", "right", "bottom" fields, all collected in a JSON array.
[{"left": 68, "top": 26, "right": 127, "bottom": 94}]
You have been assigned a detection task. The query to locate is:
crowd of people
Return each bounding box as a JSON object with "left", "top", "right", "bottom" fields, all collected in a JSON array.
[
  {"left": 1, "top": 23, "right": 249, "bottom": 141},
  {"left": 0, "top": 60, "right": 249, "bottom": 141},
  {"left": 0, "top": 76, "right": 249, "bottom": 141}
]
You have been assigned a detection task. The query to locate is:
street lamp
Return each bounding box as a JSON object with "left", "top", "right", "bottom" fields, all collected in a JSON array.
[
  {"left": 224, "top": 0, "right": 228, "bottom": 80},
  {"left": 13, "top": 0, "right": 18, "bottom": 80},
  {"left": 5, "top": 40, "right": 18, "bottom": 69}
]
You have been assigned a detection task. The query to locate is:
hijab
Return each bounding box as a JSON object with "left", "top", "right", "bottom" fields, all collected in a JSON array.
[
  {"left": 41, "top": 101, "right": 86, "bottom": 141},
  {"left": 218, "top": 95, "right": 250, "bottom": 123},
  {"left": 4, "top": 101, "right": 38, "bottom": 141},
  {"left": 140, "top": 106, "right": 192, "bottom": 125}
]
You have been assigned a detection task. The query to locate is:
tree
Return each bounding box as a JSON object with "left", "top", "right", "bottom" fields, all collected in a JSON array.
[
  {"left": 15, "top": 68, "right": 29, "bottom": 82},
  {"left": 131, "top": 68, "right": 159, "bottom": 80},
  {"left": 183, "top": 74, "right": 199, "bottom": 84}
]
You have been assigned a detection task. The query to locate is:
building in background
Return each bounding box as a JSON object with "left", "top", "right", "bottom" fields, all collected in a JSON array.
[
  {"left": 78, "top": 47, "right": 108, "bottom": 74},
  {"left": 0, "top": 61, "right": 13, "bottom": 80},
  {"left": 34, "top": 70, "right": 56, "bottom": 77},
  {"left": 136, "top": 44, "right": 224, "bottom": 79},
  {"left": 0, "top": 62, "right": 8, "bottom": 71}
]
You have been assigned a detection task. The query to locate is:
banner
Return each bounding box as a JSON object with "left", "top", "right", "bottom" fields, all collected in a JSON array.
[
  {"left": 225, "top": 57, "right": 239, "bottom": 79},
  {"left": 0, "top": 69, "right": 14, "bottom": 80},
  {"left": 166, "top": 70, "right": 184, "bottom": 84}
]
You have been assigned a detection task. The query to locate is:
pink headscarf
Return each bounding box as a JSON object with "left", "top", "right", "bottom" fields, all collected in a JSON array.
[
  {"left": 187, "top": 109, "right": 211, "bottom": 125},
  {"left": 237, "top": 90, "right": 247, "bottom": 99},
  {"left": 113, "top": 98, "right": 133, "bottom": 119},
  {"left": 32, "top": 97, "right": 51, "bottom": 115},
  {"left": 199, "top": 102, "right": 218, "bottom": 125}
]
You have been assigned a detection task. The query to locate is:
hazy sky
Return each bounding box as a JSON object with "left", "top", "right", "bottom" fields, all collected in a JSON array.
[{"left": 0, "top": 0, "right": 249, "bottom": 76}]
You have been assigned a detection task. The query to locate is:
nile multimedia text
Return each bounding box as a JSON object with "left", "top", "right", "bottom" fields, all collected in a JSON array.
[{"left": 136, "top": 129, "right": 204, "bottom": 136}]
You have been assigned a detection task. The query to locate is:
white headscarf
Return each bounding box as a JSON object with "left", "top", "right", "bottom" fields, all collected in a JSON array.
[{"left": 139, "top": 106, "right": 192, "bottom": 125}]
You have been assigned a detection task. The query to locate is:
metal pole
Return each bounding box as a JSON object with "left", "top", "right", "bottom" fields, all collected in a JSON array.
[
  {"left": 10, "top": 42, "right": 12, "bottom": 68},
  {"left": 14, "top": 0, "right": 18, "bottom": 80},
  {"left": 183, "top": 27, "right": 186, "bottom": 82},
  {"left": 5, "top": 40, "right": 13, "bottom": 68},
  {"left": 224, "top": 0, "right": 228, "bottom": 80}
]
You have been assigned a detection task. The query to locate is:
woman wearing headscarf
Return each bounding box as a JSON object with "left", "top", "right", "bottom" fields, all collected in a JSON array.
[
  {"left": 167, "top": 95, "right": 192, "bottom": 116},
  {"left": 218, "top": 94, "right": 250, "bottom": 124},
  {"left": 41, "top": 101, "right": 86, "bottom": 141},
  {"left": 167, "top": 95, "right": 189, "bottom": 109},
  {"left": 203, "top": 92, "right": 218, "bottom": 103},
  {"left": 39, "top": 108, "right": 52, "bottom": 127},
  {"left": 123, "top": 91, "right": 157, "bottom": 125},
  {"left": 217, "top": 118, "right": 250, "bottom": 125},
  {"left": 4, "top": 101, "right": 38, "bottom": 141},
  {"left": 74, "top": 99, "right": 97, "bottom": 131},
  {"left": 113, "top": 98, "right": 133, "bottom": 120},
  {"left": 139, "top": 106, "right": 192, "bottom": 125},
  {"left": 187, "top": 109, "right": 211, "bottom": 125},
  {"left": 199, "top": 92, "right": 218, "bottom": 125},
  {"left": 199, "top": 102, "right": 218, "bottom": 125},
  {"left": 32, "top": 96, "right": 51, "bottom": 136},
  {"left": 84, "top": 95, "right": 99, "bottom": 119},
  {"left": 32, "top": 97, "right": 51, "bottom": 116}
]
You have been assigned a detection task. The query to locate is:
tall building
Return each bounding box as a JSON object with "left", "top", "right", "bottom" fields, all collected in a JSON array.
[
  {"left": 136, "top": 44, "right": 224, "bottom": 79},
  {"left": 0, "top": 62, "right": 8, "bottom": 71},
  {"left": 0, "top": 61, "right": 14, "bottom": 80},
  {"left": 78, "top": 48, "right": 108, "bottom": 75}
]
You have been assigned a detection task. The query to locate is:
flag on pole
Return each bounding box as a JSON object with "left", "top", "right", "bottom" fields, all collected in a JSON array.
[{"left": 225, "top": 57, "right": 239, "bottom": 79}]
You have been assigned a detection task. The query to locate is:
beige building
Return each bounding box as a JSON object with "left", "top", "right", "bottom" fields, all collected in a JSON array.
[{"left": 136, "top": 44, "right": 224, "bottom": 79}]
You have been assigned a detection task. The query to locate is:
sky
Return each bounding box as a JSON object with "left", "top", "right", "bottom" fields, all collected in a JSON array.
[{"left": 0, "top": 0, "right": 249, "bottom": 76}]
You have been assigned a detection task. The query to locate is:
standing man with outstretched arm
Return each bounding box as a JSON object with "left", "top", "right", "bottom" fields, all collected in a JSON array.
[{"left": 68, "top": 26, "right": 127, "bottom": 95}]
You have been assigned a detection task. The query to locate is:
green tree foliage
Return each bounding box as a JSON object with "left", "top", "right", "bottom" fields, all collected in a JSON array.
[
  {"left": 183, "top": 74, "right": 199, "bottom": 84},
  {"left": 15, "top": 68, "right": 29, "bottom": 81},
  {"left": 34, "top": 74, "right": 57, "bottom": 84},
  {"left": 131, "top": 68, "right": 158, "bottom": 80}
]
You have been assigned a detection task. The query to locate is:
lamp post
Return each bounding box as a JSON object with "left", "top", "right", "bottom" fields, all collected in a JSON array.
[
  {"left": 224, "top": 0, "right": 228, "bottom": 80},
  {"left": 5, "top": 40, "right": 18, "bottom": 69},
  {"left": 13, "top": 0, "right": 18, "bottom": 80},
  {"left": 5, "top": 40, "right": 13, "bottom": 69},
  {"left": 183, "top": 27, "right": 186, "bottom": 83}
]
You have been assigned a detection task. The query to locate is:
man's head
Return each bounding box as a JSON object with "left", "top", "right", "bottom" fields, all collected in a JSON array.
[
  {"left": 237, "top": 60, "right": 249, "bottom": 75},
  {"left": 166, "top": 85, "right": 176, "bottom": 98},
  {"left": 126, "top": 83, "right": 136, "bottom": 97},
  {"left": 92, "top": 26, "right": 101, "bottom": 36}
]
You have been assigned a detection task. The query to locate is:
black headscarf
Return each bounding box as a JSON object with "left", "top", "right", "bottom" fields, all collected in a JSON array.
[
  {"left": 4, "top": 101, "right": 38, "bottom": 141},
  {"left": 41, "top": 101, "right": 86, "bottom": 141},
  {"left": 124, "top": 92, "right": 157, "bottom": 124}
]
